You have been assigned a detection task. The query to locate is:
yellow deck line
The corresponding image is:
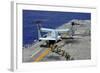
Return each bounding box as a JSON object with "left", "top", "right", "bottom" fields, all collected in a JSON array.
[{"left": 34, "top": 48, "right": 51, "bottom": 62}]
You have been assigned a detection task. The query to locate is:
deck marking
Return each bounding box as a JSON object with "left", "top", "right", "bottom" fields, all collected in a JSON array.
[
  {"left": 31, "top": 48, "right": 42, "bottom": 58},
  {"left": 34, "top": 48, "right": 51, "bottom": 62}
]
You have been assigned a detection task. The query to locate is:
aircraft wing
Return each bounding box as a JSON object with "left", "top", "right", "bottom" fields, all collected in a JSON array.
[
  {"left": 55, "top": 29, "right": 70, "bottom": 32},
  {"left": 39, "top": 37, "right": 56, "bottom": 41},
  {"left": 40, "top": 28, "right": 54, "bottom": 32}
]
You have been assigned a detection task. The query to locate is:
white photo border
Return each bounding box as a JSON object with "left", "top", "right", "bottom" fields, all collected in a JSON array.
[{"left": 11, "top": 1, "right": 97, "bottom": 71}]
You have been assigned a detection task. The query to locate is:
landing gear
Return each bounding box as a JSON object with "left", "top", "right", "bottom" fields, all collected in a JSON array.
[{"left": 46, "top": 40, "right": 56, "bottom": 47}]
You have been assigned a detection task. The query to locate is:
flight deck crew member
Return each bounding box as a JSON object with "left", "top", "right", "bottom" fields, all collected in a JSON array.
[{"left": 70, "top": 22, "right": 75, "bottom": 37}]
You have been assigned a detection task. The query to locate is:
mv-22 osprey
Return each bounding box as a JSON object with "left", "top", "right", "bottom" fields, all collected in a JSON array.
[{"left": 33, "top": 20, "right": 79, "bottom": 47}]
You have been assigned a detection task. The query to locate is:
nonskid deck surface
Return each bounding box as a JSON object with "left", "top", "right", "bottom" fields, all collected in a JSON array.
[{"left": 22, "top": 35, "right": 90, "bottom": 62}]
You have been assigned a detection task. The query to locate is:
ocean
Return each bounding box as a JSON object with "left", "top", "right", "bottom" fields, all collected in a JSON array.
[{"left": 23, "top": 10, "right": 91, "bottom": 47}]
